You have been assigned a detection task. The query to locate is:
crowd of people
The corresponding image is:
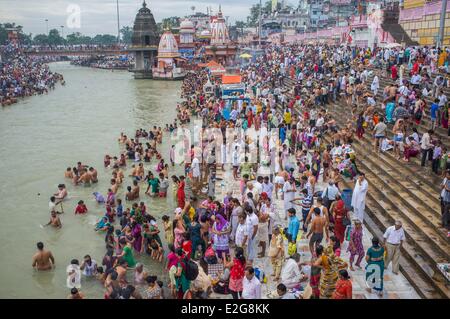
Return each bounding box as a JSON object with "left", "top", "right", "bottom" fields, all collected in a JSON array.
[
  {"left": 31, "top": 41, "right": 450, "bottom": 300},
  {"left": 0, "top": 43, "right": 65, "bottom": 106},
  {"left": 70, "top": 55, "right": 132, "bottom": 70}
]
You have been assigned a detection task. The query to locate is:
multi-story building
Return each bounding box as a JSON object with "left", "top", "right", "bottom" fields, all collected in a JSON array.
[
  {"left": 261, "top": 0, "right": 310, "bottom": 35},
  {"left": 328, "top": 0, "right": 358, "bottom": 27},
  {"left": 399, "top": 0, "right": 450, "bottom": 45},
  {"left": 309, "top": 0, "right": 330, "bottom": 29},
  {"left": 188, "top": 12, "right": 211, "bottom": 35}
]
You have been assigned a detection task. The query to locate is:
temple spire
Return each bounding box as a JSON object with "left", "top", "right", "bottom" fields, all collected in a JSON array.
[{"left": 143, "top": 0, "right": 147, "bottom": 8}]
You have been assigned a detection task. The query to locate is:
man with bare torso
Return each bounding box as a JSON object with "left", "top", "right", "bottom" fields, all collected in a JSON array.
[
  {"left": 54, "top": 184, "right": 67, "bottom": 201},
  {"left": 306, "top": 208, "right": 329, "bottom": 257},
  {"left": 89, "top": 167, "right": 98, "bottom": 183},
  {"left": 111, "top": 179, "right": 119, "bottom": 194},
  {"left": 32, "top": 242, "right": 55, "bottom": 271},
  {"left": 131, "top": 180, "right": 140, "bottom": 199},
  {"left": 79, "top": 169, "right": 92, "bottom": 186}
]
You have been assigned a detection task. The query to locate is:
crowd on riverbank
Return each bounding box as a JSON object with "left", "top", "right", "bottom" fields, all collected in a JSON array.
[
  {"left": 70, "top": 55, "right": 132, "bottom": 70},
  {"left": 0, "top": 43, "right": 65, "bottom": 106},
  {"left": 32, "top": 42, "right": 450, "bottom": 300}
]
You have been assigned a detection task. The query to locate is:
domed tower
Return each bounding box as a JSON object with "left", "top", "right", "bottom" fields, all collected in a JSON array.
[
  {"left": 179, "top": 19, "right": 195, "bottom": 45},
  {"left": 152, "top": 30, "right": 186, "bottom": 80},
  {"left": 129, "top": 1, "right": 159, "bottom": 79},
  {"left": 204, "top": 6, "right": 237, "bottom": 66},
  {"left": 210, "top": 7, "right": 229, "bottom": 45},
  {"left": 178, "top": 18, "right": 196, "bottom": 60}
]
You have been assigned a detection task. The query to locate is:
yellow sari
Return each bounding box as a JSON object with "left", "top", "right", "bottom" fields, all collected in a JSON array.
[{"left": 319, "top": 245, "right": 348, "bottom": 299}]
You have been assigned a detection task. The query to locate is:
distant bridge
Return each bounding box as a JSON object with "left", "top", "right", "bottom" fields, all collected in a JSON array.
[{"left": 23, "top": 49, "right": 129, "bottom": 57}]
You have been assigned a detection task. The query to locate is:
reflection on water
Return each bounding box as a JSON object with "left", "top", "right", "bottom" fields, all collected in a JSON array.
[{"left": 0, "top": 62, "right": 183, "bottom": 298}]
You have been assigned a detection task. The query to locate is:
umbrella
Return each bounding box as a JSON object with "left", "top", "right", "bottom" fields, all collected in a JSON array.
[
  {"left": 384, "top": 42, "right": 402, "bottom": 49},
  {"left": 239, "top": 53, "right": 252, "bottom": 59}
]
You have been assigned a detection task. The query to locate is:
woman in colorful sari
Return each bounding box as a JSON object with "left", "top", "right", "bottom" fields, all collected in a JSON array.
[
  {"left": 385, "top": 97, "right": 395, "bottom": 124},
  {"left": 309, "top": 245, "right": 323, "bottom": 299},
  {"left": 317, "top": 244, "right": 347, "bottom": 299},
  {"left": 131, "top": 221, "right": 142, "bottom": 254},
  {"left": 177, "top": 176, "right": 186, "bottom": 209},
  {"left": 173, "top": 218, "right": 186, "bottom": 250},
  {"left": 347, "top": 219, "right": 365, "bottom": 271},
  {"left": 212, "top": 214, "right": 231, "bottom": 261},
  {"left": 171, "top": 175, "right": 180, "bottom": 205},
  {"left": 331, "top": 269, "right": 352, "bottom": 299},
  {"left": 365, "top": 237, "right": 385, "bottom": 297},
  {"left": 331, "top": 194, "right": 348, "bottom": 244}
]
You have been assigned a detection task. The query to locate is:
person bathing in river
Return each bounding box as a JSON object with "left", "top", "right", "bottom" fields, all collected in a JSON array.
[
  {"left": 54, "top": 184, "right": 67, "bottom": 201},
  {"left": 65, "top": 167, "right": 73, "bottom": 179},
  {"left": 32, "top": 242, "right": 55, "bottom": 271},
  {"left": 45, "top": 211, "right": 62, "bottom": 229},
  {"left": 89, "top": 167, "right": 98, "bottom": 183}
]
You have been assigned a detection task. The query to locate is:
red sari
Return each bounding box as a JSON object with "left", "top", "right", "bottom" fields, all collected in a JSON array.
[
  {"left": 331, "top": 279, "right": 352, "bottom": 299},
  {"left": 333, "top": 200, "right": 347, "bottom": 244},
  {"left": 177, "top": 181, "right": 186, "bottom": 209},
  {"left": 391, "top": 65, "right": 398, "bottom": 80},
  {"left": 247, "top": 110, "right": 253, "bottom": 128}
]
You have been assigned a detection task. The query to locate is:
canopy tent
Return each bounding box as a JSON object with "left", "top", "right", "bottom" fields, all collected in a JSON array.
[
  {"left": 383, "top": 42, "right": 403, "bottom": 49},
  {"left": 198, "top": 60, "right": 226, "bottom": 75},
  {"left": 239, "top": 53, "right": 252, "bottom": 59},
  {"left": 221, "top": 75, "right": 242, "bottom": 84}
]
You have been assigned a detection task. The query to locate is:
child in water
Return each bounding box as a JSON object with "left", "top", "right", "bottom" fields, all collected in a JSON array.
[{"left": 74, "top": 200, "right": 88, "bottom": 214}]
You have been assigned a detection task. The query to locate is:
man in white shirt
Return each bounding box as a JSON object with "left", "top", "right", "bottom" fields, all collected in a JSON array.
[
  {"left": 262, "top": 176, "right": 274, "bottom": 199},
  {"left": 242, "top": 267, "right": 261, "bottom": 299},
  {"left": 410, "top": 73, "right": 421, "bottom": 85},
  {"left": 245, "top": 206, "right": 259, "bottom": 265},
  {"left": 254, "top": 176, "right": 264, "bottom": 198},
  {"left": 49, "top": 196, "right": 57, "bottom": 214},
  {"left": 191, "top": 156, "right": 201, "bottom": 187},
  {"left": 283, "top": 177, "right": 296, "bottom": 220},
  {"left": 280, "top": 253, "right": 303, "bottom": 289},
  {"left": 420, "top": 130, "right": 434, "bottom": 167},
  {"left": 235, "top": 213, "right": 249, "bottom": 248},
  {"left": 383, "top": 220, "right": 405, "bottom": 275}
]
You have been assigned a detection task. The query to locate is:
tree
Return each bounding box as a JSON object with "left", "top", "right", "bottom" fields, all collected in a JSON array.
[
  {"left": 120, "top": 26, "right": 133, "bottom": 44},
  {"left": 47, "top": 29, "right": 65, "bottom": 45},
  {"left": 235, "top": 21, "right": 246, "bottom": 37},
  {"left": 33, "top": 34, "right": 49, "bottom": 45},
  {"left": 161, "top": 16, "right": 181, "bottom": 31},
  {"left": 91, "top": 34, "right": 117, "bottom": 45},
  {"left": 66, "top": 32, "right": 92, "bottom": 45},
  {"left": 246, "top": 1, "right": 272, "bottom": 27},
  {"left": 0, "top": 22, "right": 31, "bottom": 45}
]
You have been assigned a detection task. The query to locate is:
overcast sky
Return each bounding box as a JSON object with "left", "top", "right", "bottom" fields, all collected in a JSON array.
[{"left": 0, "top": 0, "right": 271, "bottom": 36}]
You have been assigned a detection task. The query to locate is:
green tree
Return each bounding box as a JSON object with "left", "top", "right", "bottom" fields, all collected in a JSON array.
[
  {"left": 246, "top": 1, "right": 272, "bottom": 27},
  {"left": 66, "top": 32, "right": 92, "bottom": 45},
  {"left": 91, "top": 34, "right": 117, "bottom": 45},
  {"left": 33, "top": 34, "right": 49, "bottom": 45},
  {"left": 161, "top": 16, "right": 180, "bottom": 31},
  {"left": 120, "top": 26, "right": 133, "bottom": 44},
  {"left": 47, "top": 28, "right": 65, "bottom": 45},
  {"left": 235, "top": 21, "right": 246, "bottom": 37},
  {"left": 0, "top": 22, "right": 31, "bottom": 45}
]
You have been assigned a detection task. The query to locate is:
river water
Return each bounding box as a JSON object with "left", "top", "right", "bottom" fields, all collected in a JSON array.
[{"left": 0, "top": 62, "right": 183, "bottom": 298}]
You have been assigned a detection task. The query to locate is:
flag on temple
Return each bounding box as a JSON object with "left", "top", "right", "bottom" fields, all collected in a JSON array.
[{"left": 272, "top": 0, "right": 277, "bottom": 12}]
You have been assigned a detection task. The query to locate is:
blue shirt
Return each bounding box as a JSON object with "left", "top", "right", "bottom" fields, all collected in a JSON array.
[
  {"left": 430, "top": 103, "right": 439, "bottom": 120},
  {"left": 288, "top": 216, "right": 300, "bottom": 242}
]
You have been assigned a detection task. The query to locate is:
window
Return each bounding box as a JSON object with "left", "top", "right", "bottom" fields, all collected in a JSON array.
[{"left": 144, "top": 35, "right": 150, "bottom": 45}]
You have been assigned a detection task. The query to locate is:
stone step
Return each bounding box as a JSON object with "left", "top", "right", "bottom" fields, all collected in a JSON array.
[{"left": 273, "top": 91, "right": 450, "bottom": 299}]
